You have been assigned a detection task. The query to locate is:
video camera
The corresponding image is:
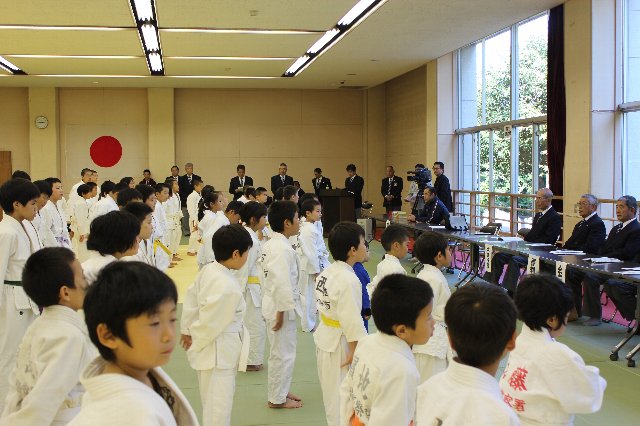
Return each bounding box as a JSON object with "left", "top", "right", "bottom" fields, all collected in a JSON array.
[{"left": 407, "top": 167, "right": 432, "bottom": 189}]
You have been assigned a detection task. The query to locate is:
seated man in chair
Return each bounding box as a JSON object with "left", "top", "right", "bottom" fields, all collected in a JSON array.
[
  {"left": 566, "top": 195, "right": 640, "bottom": 326},
  {"left": 483, "top": 188, "right": 562, "bottom": 295},
  {"left": 408, "top": 186, "right": 450, "bottom": 225}
]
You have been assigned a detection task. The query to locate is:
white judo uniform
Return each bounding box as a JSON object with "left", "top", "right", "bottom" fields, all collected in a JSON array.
[
  {"left": 416, "top": 359, "right": 521, "bottom": 425},
  {"left": 151, "top": 211, "right": 171, "bottom": 272},
  {"left": 260, "top": 232, "right": 300, "bottom": 405},
  {"left": 41, "top": 200, "right": 71, "bottom": 248},
  {"left": 498, "top": 325, "right": 606, "bottom": 425},
  {"left": 197, "top": 212, "right": 229, "bottom": 269},
  {"left": 68, "top": 357, "right": 199, "bottom": 426},
  {"left": 232, "top": 226, "right": 266, "bottom": 366},
  {"left": 88, "top": 196, "right": 118, "bottom": 225},
  {"left": 81, "top": 252, "right": 117, "bottom": 286},
  {"left": 340, "top": 332, "right": 419, "bottom": 426},
  {"left": 367, "top": 254, "right": 405, "bottom": 296},
  {"left": 0, "top": 306, "right": 97, "bottom": 425},
  {"left": 70, "top": 197, "right": 91, "bottom": 262},
  {"left": 314, "top": 261, "right": 368, "bottom": 426},
  {"left": 186, "top": 191, "right": 202, "bottom": 255},
  {"left": 296, "top": 220, "right": 323, "bottom": 332},
  {"left": 164, "top": 194, "right": 183, "bottom": 256},
  {"left": 412, "top": 264, "right": 451, "bottom": 383},
  {"left": 186, "top": 262, "right": 248, "bottom": 426},
  {"left": 0, "top": 215, "right": 41, "bottom": 413}
]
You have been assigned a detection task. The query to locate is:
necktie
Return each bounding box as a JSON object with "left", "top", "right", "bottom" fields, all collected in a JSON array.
[
  {"left": 316, "top": 179, "right": 321, "bottom": 189},
  {"left": 188, "top": 175, "right": 192, "bottom": 184},
  {"left": 533, "top": 212, "right": 542, "bottom": 224},
  {"left": 281, "top": 175, "right": 285, "bottom": 184},
  {"left": 240, "top": 178, "right": 244, "bottom": 187},
  {"left": 388, "top": 178, "right": 393, "bottom": 195}
]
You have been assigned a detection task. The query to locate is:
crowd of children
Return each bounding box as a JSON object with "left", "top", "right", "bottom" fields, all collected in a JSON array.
[{"left": 0, "top": 169, "right": 609, "bottom": 426}]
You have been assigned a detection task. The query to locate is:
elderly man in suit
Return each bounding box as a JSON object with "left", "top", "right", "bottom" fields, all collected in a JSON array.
[
  {"left": 178, "top": 162, "right": 202, "bottom": 237},
  {"left": 483, "top": 188, "right": 562, "bottom": 294},
  {"left": 312, "top": 167, "right": 332, "bottom": 196},
  {"left": 270, "top": 163, "right": 294, "bottom": 195},
  {"left": 566, "top": 195, "right": 640, "bottom": 325},
  {"left": 381, "top": 166, "right": 403, "bottom": 214},
  {"left": 229, "top": 164, "right": 254, "bottom": 201}
]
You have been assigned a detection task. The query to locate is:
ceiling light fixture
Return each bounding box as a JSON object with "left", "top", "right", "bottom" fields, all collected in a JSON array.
[
  {"left": 160, "top": 28, "right": 321, "bottom": 35},
  {"left": 128, "top": 0, "right": 164, "bottom": 75},
  {"left": 167, "top": 56, "right": 293, "bottom": 61},
  {"left": 283, "top": 0, "right": 387, "bottom": 77},
  {"left": 0, "top": 55, "right": 26, "bottom": 74}
]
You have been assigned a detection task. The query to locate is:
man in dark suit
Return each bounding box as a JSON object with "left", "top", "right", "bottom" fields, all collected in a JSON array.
[
  {"left": 178, "top": 162, "right": 202, "bottom": 237},
  {"left": 381, "top": 166, "right": 403, "bottom": 214},
  {"left": 165, "top": 165, "right": 180, "bottom": 183},
  {"left": 566, "top": 195, "right": 640, "bottom": 325},
  {"left": 270, "top": 163, "right": 294, "bottom": 195},
  {"left": 229, "top": 164, "right": 254, "bottom": 201},
  {"left": 344, "top": 163, "right": 365, "bottom": 218},
  {"left": 312, "top": 167, "right": 332, "bottom": 195},
  {"left": 483, "top": 188, "right": 562, "bottom": 293},
  {"left": 432, "top": 161, "right": 453, "bottom": 212},
  {"left": 408, "top": 187, "right": 449, "bottom": 224},
  {"left": 139, "top": 169, "right": 156, "bottom": 186}
]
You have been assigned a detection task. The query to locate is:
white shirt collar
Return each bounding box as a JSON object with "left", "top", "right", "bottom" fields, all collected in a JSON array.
[
  {"left": 540, "top": 205, "right": 552, "bottom": 216},
  {"left": 621, "top": 218, "right": 637, "bottom": 229},
  {"left": 583, "top": 211, "right": 596, "bottom": 221}
]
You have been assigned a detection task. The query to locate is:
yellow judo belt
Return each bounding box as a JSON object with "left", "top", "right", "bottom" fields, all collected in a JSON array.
[
  {"left": 247, "top": 276, "right": 260, "bottom": 285},
  {"left": 320, "top": 313, "right": 341, "bottom": 328},
  {"left": 153, "top": 239, "right": 172, "bottom": 256}
]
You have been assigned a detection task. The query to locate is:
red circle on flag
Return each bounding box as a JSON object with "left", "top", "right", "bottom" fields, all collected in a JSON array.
[{"left": 90, "top": 136, "right": 122, "bottom": 167}]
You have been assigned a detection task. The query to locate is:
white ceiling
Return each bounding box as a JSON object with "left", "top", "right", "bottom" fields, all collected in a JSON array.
[{"left": 0, "top": 0, "right": 564, "bottom": 89}]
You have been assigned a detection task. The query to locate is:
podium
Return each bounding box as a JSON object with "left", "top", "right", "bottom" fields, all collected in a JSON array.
[{"left": 319, "top": 189, "right": 355, "bottom": 235}]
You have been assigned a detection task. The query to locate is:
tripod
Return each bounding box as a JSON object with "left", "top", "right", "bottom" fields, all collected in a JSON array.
[{"left": 411, "top": 188, "right": 425, "bottom": 215}]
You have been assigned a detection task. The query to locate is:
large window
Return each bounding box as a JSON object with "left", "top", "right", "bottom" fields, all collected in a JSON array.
[
  {"left": 622, "top": 0, "right": 640, "bottom": 194},
  {"left": 457, "top": 13, "right": 549, "bottom": 229}
]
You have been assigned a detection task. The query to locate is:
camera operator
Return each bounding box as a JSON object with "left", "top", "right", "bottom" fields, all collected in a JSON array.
[
  {"left": 432, "top": 161, "right": 453, "bottom": 212},
  {"left": 381, "top": 166, "right": 403, "bottom": 214}
]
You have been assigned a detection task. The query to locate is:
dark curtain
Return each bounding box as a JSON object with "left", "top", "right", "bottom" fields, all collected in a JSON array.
[{"left": 547, "top": 5, "right": 565, "bottom": 213}]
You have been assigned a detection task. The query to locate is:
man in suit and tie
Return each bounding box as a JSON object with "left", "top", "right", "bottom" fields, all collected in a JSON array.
[
  {"left": 483, "top": 188, "right": 562, "bottom": 293},
  {"left": 229, "top": 164, "right": 254, "bottom": 200},
  {"left": 566, "top": 195, "right": 640, "bottom": 325},
  {"left": 139, "top": 169, "right": 157, "bottom": 186},
  {"left": 270, "top": 163, "right": 294, "bottom": 195},
  {"left": 178, "top": 162, "right": 202, "bottom": 237},
  {"left": 432, "top": 161, "right": 453, "bottom": 212},
  {"left": 381, "top": 166, "right": 403, "bottom": 214},
  {"left": 312, "top": 167, "right": 332, "bottom": 196},
  {"left": 165, "top": 165, "right": 180, "bottom": 183},
  {"left": 344, "top": 163, "right": 365, "bottom": 219}
]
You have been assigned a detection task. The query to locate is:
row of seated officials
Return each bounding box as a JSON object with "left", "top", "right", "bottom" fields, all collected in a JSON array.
[{"left": 482, "top": 188, "right": 640, "bottom": 327}]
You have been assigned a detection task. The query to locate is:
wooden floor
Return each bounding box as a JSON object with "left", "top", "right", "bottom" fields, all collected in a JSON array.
[{"left": 164, "top": 238, "right": 640, "bottom": 425}]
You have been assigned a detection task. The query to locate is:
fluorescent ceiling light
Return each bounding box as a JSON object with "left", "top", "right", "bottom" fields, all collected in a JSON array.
[
  {"left": 7, "top": 54, "right": 140, "bottom": 59},
  {"left": 285, "top": 55, "right": 310, "bottom": 75},
  {"left": 148, "top": 52, "right": 163, "bottom": 71},
  {"left": 160, "top": 28, "right": 320, "bottom": 35},
  {"left": 0, "top": 56, "right": 20, "bottom": 71},
  {"left": 167, "top": 56, "right": 293, "bottom": 61},
  {"left": 133, "top": 0, "right": 154, "bottom": 21},
  {"left": 338, "top": 0, "right": 378, "bottom": 26},
  {"left": 141, "top": 24, "right": 160, "bottom": 51},
  {"left": 308, "top": 29, "right": 340, "bottom": 54},
  {"left": 0, "top": 24, "right": 130, "bottom": 31}
]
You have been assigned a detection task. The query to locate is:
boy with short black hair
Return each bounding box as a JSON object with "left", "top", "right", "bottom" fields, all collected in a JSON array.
[
  {"left": 340, "top": 273, "right": 434, "bottom": 425},
  {"left": 71, "top": 261, "right": 197, "bottom": 425},
  {"left": 260, "top": 201, "right": 303, "bottom": 408},
  {"left": 416, "top": 282, "right": 519, "bottom": 425},
  {"left": 1, "top": 247, "right": 96, "bottom": 424},
  {"left": 0, "top": 178, "right": 41, "bottom": 412},
  {"left": 499, "top": 274, "right": 606, "bottom": 425},
  {"left": 411, "top": 231, "right": 452, "bottom": 382},
  {"left": 71, "top": 184, "right": 93, "bottom": 262},
  {"left": 89, "top": 181, "right": 118, "bottom": 224},
  {"left": 41, "top": 177, "right": 71, "bottom": 248},
  {"left": 116, "top": 188, "right": 143, "bottom": 208},
  {"left": 282, "top": 185, "right": 299, "bottom": 203},
  {"left": 368, "top": 224, "right": 409, "bottom": 295},
  {"left": 187, "top": 179, "right": 204, "bottom": 256},
  {"left": 297, "top": 198, "right": 324, "bottom": 332},
  {"left": 31, "top": 180, "right": 53, "bottom": 248},
  {"left": 185, "top": 224, "right": 253, "bottom": 425},
  {"left": 314, "top": 221, "right": 369, "bottom": 426}
]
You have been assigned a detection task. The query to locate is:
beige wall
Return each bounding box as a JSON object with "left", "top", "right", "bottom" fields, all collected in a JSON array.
[
  {"left": 0, "top": 88, "right": 30, "bottom": 173},
  {"left": 58, "top": 88, "right": 148, "bottom": 194},
  {"left": 384, "top": 66, "right": 427, "bottom": 212},
  {"left": 174, "top": 89, "right": 366, "bottom": 197}
]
